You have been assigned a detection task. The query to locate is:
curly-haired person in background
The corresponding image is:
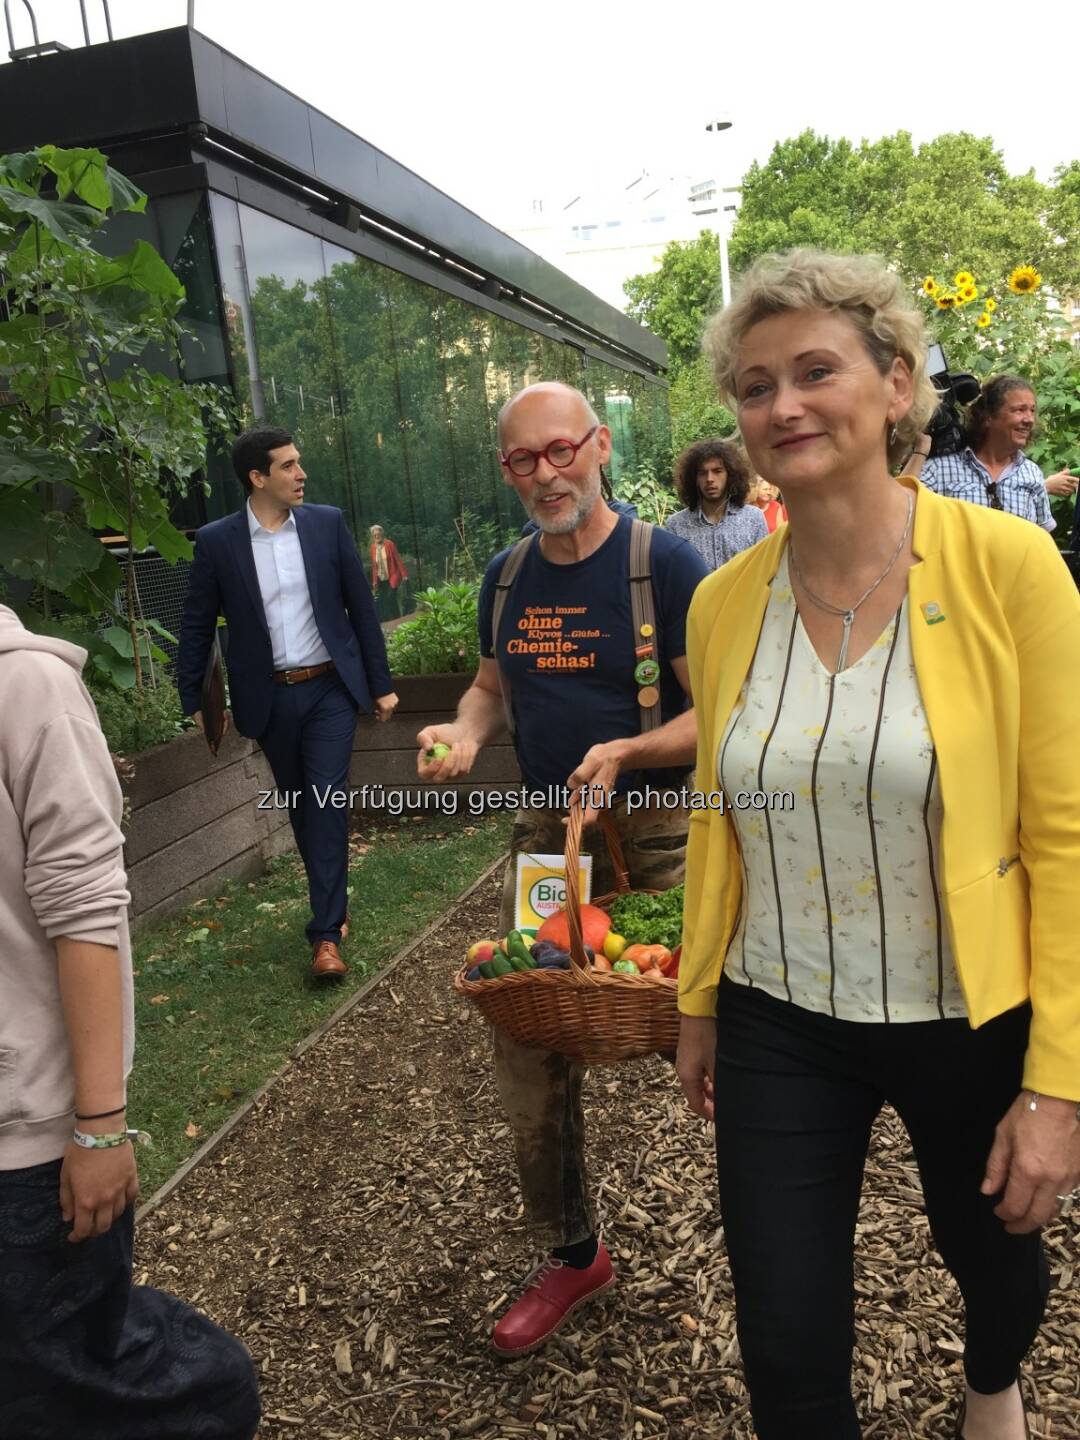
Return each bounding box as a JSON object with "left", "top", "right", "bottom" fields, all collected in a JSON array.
[
  {"left": 664, "top": 436, "right": 769, "bottom": 570},
  {"left": 675, "top": 249, "right": 1080, "bottom": 1440}
]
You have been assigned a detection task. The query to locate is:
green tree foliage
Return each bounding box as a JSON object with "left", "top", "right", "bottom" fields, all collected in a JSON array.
[
  {"left": 623, "top": 231, "right": 723, "bottom": 374},
  {"left": 0, "top": 146, "right": 234, "bottom": 687},
  {"left": 668, "top": 357, "right": 737, "bottom": 455},
  {"left": 730, "top": 130, "right": 1078, "bottom": 294}
]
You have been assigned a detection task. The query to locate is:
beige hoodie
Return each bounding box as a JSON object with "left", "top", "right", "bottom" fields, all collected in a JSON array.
[{"left": 0, "top": 605, "right": 134, "bottom": 1169}]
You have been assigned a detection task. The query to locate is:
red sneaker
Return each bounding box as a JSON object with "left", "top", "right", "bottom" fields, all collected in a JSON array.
[{"left": 491, "top": 1244, "right": 616, "bottom": 1357}]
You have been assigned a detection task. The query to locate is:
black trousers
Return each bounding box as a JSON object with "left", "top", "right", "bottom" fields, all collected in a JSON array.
[
  {"left": 713, "top": 976, "right": 1049, "bottom": 1440},
  {"left": 0, "top": 1160, "right": 260, "bottom": 1439}
]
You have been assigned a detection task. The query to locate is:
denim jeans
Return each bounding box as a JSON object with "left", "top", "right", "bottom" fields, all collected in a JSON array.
[
  {"left": 713, "top": 976, "right": 1049, "bottom": 1439},
  {"left": 493, "top": 799, "right": 688, "bottom": 1248},
  {"left": 0, "top": 1159, "right": 261, "bottom": 1439}
]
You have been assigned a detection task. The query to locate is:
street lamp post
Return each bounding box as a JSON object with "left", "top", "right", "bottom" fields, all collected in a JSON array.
[{"left": 705, "top": 118, "right": 733, "bottom": 308}]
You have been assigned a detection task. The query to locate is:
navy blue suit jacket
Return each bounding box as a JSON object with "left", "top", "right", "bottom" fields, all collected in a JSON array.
[{"left": 177, "top": 504, "right": 393, "bottom": 739}]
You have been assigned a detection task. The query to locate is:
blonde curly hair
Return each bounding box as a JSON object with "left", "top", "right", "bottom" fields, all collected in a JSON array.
[{"left": 703, "top": 250, "right": 939, "bottom": 470}]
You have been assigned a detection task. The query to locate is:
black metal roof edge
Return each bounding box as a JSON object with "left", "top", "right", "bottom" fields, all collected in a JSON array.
[{"left": 0, "top": 26, "right": 667, "bottom": 371}]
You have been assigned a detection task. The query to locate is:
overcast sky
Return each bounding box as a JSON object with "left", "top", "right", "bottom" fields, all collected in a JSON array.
[{"left": 6, "top": 1, "right": 1078, "bottom": 228}]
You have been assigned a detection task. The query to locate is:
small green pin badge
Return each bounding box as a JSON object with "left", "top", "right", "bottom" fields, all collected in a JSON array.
[{"left": 921, "top": 601, "right": 946, "bottom": 626}]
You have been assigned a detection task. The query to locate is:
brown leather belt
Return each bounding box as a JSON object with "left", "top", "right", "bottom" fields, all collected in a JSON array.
[{"left": 273, "top": 660, "right": 336, "bottom": 686}]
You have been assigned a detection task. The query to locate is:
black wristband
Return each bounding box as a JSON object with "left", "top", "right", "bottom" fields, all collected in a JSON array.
[
  {"left": 74, "top": 1105, "right": 127, "bottom": 1121},
  {"left": 913, "top": 449, "right": 930, "bottom": 459}
]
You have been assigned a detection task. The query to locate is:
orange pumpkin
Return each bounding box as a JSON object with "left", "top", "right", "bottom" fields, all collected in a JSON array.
[{"left": 536, "top": 904, "right": 611, "bottom": 952}]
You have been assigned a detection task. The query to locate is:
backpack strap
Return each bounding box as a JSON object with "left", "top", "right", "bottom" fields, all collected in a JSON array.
[
  {"left": 629, "top": 518, "right": 662, "bottom": 733},
  {"left": 490, "top": 534, "right": 534, "bottom": 740}
]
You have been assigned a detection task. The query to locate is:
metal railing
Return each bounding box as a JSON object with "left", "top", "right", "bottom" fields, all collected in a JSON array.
[{"left": 5, "top": 0, "right": 113, "bottom": 60}]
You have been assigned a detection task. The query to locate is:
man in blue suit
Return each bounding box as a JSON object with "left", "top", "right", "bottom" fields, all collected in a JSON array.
[{"left": 178, "top": 427, "right": 398, "bottom": 980}]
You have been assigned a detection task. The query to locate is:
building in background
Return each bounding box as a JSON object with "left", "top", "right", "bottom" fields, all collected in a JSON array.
[
  {"left": 509, "top": 171, "right": 737, "bottom": 311},
  {"left": 0, "top": 26, "right": 670, "bottom": 633}
]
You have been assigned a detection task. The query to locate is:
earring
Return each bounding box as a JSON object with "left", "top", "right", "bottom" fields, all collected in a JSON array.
[{"left": 888, "top": 423, "right": 898, "bottom": 447}]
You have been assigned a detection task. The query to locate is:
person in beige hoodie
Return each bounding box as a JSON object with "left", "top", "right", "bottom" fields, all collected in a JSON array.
[{"left": 0, "top": 605, "right": 261, "bottom": 1439}]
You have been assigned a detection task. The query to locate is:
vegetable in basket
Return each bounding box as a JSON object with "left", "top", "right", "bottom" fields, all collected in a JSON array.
[{"left": 606, "top": 885, "right": 684, "bottom": 952}]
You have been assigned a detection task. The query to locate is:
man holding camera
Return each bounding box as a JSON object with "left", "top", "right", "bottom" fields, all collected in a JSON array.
[{"left": 908, "top": 373, "right": 1077, "bottom": 528}]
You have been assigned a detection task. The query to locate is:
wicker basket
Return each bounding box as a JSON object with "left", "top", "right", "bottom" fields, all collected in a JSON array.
[{"left": 453, "top": 805, "right": 680, "bottom": 1065}]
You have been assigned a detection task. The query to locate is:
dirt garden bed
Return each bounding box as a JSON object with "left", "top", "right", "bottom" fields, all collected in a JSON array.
[{"left": 137, "top": 871, "right": 1080, "bottom": 1440}]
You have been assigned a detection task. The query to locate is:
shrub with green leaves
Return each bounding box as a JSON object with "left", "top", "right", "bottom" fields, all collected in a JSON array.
[
  {"left": 85, "top": 670, "right": 188, "bottom": 755},
  {"left": 386, "top": 581, "right": 480, "bottom": 676}
]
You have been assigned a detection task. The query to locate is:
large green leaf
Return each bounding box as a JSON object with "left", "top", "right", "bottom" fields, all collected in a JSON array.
[
  {"left": 0, "top": 438, "right": 78, "bottom": 489},
  {"left": 0, "top": 151, "right": 42, "bottom": 192},
  {"left": 102, "top": 623, "right": 134, "bottom": 658},
  {"left": 36, "top": 146, "right": 112, "bottom": 211},
  {"left": 35, "top": 147, "right": 148, "bottom": 216},
  {"left": 0, "top": 185, "right": 99, "bottom": 242},
  {"left": 0, "top": 490, "right": 110, "bottom": 590},
  {"left": 142, "top": 617, "right": 179, "bottom": 644},
  {"left": 99, "top": 240, "right": 184, "bottom": 301},
  {"left": 91, "top": 647, "right": 137, "bottom": 689},
  {"left": 140, "top": 512, "right": 193, "bottom": 565},
  {"left": 63, "top": 545, "right": 123, "bottom": 614},
  {"left": 102, "top": 164, "right": 148, "bottom": 216}
]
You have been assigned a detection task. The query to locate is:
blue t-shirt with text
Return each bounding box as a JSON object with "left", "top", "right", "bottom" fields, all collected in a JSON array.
[{"left": 477, "top": 517, "right": 708, "bottom": 794}]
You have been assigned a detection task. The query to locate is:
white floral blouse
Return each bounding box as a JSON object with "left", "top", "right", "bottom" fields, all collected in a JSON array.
[{"left": 718, "top": 551, "right": 966, "bottom": 1023}]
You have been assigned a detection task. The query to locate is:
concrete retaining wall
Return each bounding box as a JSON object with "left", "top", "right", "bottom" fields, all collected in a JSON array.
[{"left": 125, "top": 673, "right": 520, "bottom": 925}]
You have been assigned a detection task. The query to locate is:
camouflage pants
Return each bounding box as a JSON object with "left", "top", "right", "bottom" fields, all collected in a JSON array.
[{"left": 493, "top": 799, "right": 689, "bottom": 1248}]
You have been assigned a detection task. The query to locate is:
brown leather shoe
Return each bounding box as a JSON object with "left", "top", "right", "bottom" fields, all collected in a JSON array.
[{"left": 311, "top": 940, "right": 348, "bottom": 980}]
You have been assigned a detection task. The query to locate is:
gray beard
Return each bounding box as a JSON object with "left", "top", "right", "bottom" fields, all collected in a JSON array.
[{"left": 524, "top": 477, "right": 601, "bottom": 535}]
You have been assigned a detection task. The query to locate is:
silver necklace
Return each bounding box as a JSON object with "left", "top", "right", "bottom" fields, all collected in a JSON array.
[{"left": 788, "top": 490, "right": 914, "bottom": 672}]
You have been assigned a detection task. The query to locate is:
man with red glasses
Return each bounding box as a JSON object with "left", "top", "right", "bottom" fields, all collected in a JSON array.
[{"left": 416, "top": 382, "right": 708, "bottom": 1356}]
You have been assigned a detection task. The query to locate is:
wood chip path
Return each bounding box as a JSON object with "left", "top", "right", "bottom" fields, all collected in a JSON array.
[{"left": 138, "top": 871, "right": 1080, "bottom": 1439}]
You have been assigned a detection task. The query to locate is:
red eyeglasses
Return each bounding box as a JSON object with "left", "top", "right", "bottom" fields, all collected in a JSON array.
[{"left": 499, "top": 426, "right": 598, "bottom": 478}]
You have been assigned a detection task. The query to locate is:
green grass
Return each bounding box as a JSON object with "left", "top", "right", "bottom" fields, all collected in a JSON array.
[{"left": 127, "top": 813, "right": 510, "bottom": 1197}]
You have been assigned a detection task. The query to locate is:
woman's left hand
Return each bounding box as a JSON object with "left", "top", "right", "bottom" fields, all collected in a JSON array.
[{"left": 981, "top": 1092, "right": 1080, "bottom": 1233}]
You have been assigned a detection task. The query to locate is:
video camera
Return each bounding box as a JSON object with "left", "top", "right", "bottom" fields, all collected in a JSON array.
[{"left": 925, "top": 343, "right": 981, "bottom": 459}]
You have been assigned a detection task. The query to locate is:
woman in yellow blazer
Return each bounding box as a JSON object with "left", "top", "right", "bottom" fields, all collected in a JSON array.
[{"left": 675, "top": 250, "right": 1080, "bottom": 1440}]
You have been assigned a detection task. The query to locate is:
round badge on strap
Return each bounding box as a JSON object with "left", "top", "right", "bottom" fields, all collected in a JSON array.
[
  {"left": 634, "top": 657, "right": 660, "bottom": 686},
  {"left": 637, "top": 685, "right": 660, "bottom": 708}
]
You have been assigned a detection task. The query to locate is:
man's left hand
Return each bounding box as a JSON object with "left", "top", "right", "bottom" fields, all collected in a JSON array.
[
  {"left": 566, "top": 740, "right": 631, "bottom": 826},
  {"left": 374, "top": 692, "right": 399, "bottom": 723},
  {"left": 981, "top": 1091, "right": 1080, "bottom": 1233},
  {"left": 1045, "top": 470, "right": 1079, "bottom": 497}
]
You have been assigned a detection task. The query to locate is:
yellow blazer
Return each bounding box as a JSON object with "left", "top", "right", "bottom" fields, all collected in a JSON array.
[{"left": 678, "top": 477, "right": 1080, "bottom": 1100}]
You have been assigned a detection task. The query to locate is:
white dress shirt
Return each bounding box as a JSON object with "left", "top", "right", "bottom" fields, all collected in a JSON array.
[{"left": 246, "top": 501, "right": 332, "bottom": 670}]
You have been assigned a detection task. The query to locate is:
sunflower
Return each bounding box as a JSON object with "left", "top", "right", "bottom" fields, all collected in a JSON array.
[
  {"left": 984, "top": 298, "right": 997, "bottom": 313},
  {"left": 959, "top": 284, "right": 978, "bottom": 303},
  {"left": 977, "top": 313, "right": 992, "bottom": 329},
  {"left": 936, "top": 294, "right": 956, "bottom": 310},
  {"left": 922, "top": 276, "right": 939, "bottom": 296},
  {"left": 1008, "top": 266, "right": 1042, "bottom": 294},
  {"left": 954, "top": 270, "right": 975, "bottom": 288},
  {"left": 953, "top": 291, "right": 972, "bottom": 308}
]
